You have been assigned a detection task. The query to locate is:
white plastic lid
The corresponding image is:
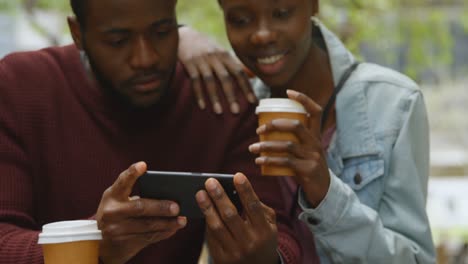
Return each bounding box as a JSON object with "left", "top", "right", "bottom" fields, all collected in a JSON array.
[
  {"left": 38, "top": 220, "right": 102, "bottom": 244},
  {"left": 255, "top": 98, "right": 307, "bottom": 114}
]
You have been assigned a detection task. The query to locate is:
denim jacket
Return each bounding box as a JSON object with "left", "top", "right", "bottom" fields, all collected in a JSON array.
[{"left": 253, "top": 19, "right": 436, "bottom": 264}]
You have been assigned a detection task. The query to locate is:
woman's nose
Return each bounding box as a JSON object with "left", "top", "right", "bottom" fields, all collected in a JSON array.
[{"left": 250, "top": 24, "right": 277, "bottom": 46}]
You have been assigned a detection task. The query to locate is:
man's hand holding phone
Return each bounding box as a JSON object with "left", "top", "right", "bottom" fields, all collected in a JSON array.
[
  {"left": 196, "top": 173, "right": 280, "bottom": 264},
  {"left": 95, "top": 162, "right": 187, "bottom": 264}
]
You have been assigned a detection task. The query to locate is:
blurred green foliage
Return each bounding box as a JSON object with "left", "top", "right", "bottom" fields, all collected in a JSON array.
[
  {"left": 34, "top": 0, "right": 69, "bottom": 11},
  {"left": 177, "top": 1, "right": 228, "bottom": 46},
  {"left": 0, "top": 0, "right": 15, "bottom": 11},
  {"left": 1, "top": 0, "right": 466, "bottom": 80}
]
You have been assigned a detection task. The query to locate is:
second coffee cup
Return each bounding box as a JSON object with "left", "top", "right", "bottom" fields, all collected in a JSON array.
[{"left": 256, "top": 98, "right": 308, "bottom": 176}]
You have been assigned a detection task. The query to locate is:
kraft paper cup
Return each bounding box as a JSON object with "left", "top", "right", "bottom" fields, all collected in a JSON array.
[
  {"left": 256, "top": 98, "right": 307, "bottom": 176},
  {"left": 38, "top": 220, "right": 102, "bottom": 264}
]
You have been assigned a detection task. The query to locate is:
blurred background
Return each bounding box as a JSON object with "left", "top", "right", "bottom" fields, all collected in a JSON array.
[{"left": 0, "top": 0, "right": 467, "bottom": 263}]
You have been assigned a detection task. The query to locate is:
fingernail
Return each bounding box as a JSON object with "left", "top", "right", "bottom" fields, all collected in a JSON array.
[
  {"left": 231, "top": 103, "right": 240, "bottom": 114},
  {"left": 170, "top": 203, "right": 179, "bottom": 215},
  {"left": 287, "top": 89, "right": 299, "bottom": 98},
  {"left": 214, "top": 103, "right": 223, "bottom": 114},
  {"left": 206, "top": 179, "right": 222, "bottom": 196},
  {"left": 235, "top": 173, "right": 246, "bottom": 185},
  {"left": 129, "top": 195, "right": 141, "bottom": 201},
  {"left": 249, "top": 143, "right": 260, "bottom": 152},
  {"left": 255, "top": 157, "right": 266, "bottom": 164},
  {"left": 248, "top": 94, "right": 257, "bottom": 103},
  {"left": 256, "top": 125, "right": 266, "bottom": 134},
  {"left": 134, "top": 162, "right": 145, "bottom": 173},
  {"left": 196, "top": 190, "right": 207, "bottom": 203},
  {"left": 178, "top": 217, "right": 187, "bottom": 227},
  {"left": 206, "top": 178, "right": 218, "bottom": 192},
  {"left": 198, "top": 100, "right": 206, "bottom": 110}
]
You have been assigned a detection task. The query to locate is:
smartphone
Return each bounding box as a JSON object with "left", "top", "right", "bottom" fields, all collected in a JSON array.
[{"left": 138, "top": 171, "right": 242, "bottom": 218}]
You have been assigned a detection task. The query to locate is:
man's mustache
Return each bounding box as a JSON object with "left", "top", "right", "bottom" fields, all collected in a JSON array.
[{"left": 126, "top": 70, "right": 165, "bottom": 86}]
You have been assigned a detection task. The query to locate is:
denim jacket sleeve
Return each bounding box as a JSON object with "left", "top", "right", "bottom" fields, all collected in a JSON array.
[{"left": 298, "top": 87, "right": 436, "bottom": 264}]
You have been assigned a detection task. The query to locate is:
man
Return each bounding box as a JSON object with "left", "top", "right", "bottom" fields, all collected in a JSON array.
[{"left": 0, "top": 0, "right": 301, "bottom": 263}]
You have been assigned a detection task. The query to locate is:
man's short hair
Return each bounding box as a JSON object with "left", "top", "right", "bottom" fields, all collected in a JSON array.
[{"left": 70, "top": 0, "right": 86, "bottom": 27}]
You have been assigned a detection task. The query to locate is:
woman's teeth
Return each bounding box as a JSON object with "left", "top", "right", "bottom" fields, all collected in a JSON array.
[{"left": 257, "top": 54, "right": 284, "bottom": 65}]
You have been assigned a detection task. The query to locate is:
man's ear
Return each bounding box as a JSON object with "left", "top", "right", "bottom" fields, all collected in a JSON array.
[{"left": 68, "top": 16, "right": 83, "bottom": 50}]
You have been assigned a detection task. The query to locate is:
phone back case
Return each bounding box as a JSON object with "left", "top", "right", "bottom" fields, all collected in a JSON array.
[{"left": 138, "top": 171, "right": 242, "bottom": 218}]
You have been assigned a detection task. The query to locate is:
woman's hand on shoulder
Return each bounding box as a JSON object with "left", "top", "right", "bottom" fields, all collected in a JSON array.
[{"left": 178, "top": 26, "right": 256, "bottom": 114}]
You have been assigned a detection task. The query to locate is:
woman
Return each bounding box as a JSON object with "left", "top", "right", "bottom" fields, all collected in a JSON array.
[{"left": 216, "top": 0, "right": 436, "bottom": 263}]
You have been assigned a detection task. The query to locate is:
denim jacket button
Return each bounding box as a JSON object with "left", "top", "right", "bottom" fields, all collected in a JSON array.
[{"left": 354, "top": 173, "right": 362, "bottom": 185}]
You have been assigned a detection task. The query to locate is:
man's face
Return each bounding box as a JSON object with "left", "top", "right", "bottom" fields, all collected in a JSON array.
[
  {"left": 73, "top": 0, "right": 179, "bottom": 108},
  {"left": 220, "top": 0, "right": 315, "bottom": 89}
]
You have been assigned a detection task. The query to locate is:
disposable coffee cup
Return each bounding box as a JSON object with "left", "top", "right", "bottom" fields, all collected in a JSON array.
[
  {"left": 38, "top": 220, "right": 102, "bottom": 264},
  {"left": 256, "top": 98, "right": 308, "bottom": 176}
]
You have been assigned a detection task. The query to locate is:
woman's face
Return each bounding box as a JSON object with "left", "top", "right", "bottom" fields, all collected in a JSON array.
[{"left": 220, "top": 0, "right": 316, "bottom": 89}]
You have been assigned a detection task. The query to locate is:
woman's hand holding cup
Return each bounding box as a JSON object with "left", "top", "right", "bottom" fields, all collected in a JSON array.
[{"left": 249, "top": 90, "right": 331, "bottom": 207}]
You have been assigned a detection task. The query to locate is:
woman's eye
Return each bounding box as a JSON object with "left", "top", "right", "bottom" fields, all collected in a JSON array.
[
  {"left": 273, "top": 8, "right": 292, "bottom": 19},
  {"left": 228, "top": 15, "right": 251, "bottom": 27}
]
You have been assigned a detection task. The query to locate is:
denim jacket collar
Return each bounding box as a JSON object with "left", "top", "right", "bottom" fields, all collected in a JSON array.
[{"left": 315, "top": 19, "right": 380, "bottom": 160}]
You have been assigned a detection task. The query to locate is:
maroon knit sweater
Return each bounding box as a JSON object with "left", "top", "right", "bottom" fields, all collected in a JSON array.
[{"left": 0, "top": 45, "right": 301, "bottom": 263}]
